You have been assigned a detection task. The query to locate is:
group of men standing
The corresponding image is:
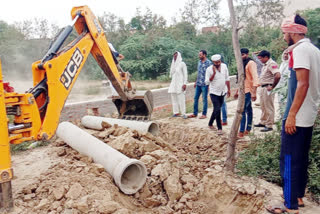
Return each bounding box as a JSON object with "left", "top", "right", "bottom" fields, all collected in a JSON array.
[
  {"left": 236, "top": 48, "right": 282, "bottom": 137},
  {"left": 169, "top": 50, "right": 231, "bottom": 135},
  {"left": 168, "top": 14, "right": 320, "bottom": 214},
  {"left": 168, "top": 46, "right": 282, "bottom": 137}
]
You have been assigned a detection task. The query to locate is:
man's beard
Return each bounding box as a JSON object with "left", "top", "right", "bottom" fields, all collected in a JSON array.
[
  {"left": 214, "top": 64, "right": 220, "bottom": 69},
  {"left": 288, "top": 35, "right": 294, "bottom": 46}
]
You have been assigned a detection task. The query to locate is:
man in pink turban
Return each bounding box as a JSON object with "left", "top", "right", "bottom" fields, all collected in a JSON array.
[{"left": 267, "top": 14, "right": 320, "bottom": 214}]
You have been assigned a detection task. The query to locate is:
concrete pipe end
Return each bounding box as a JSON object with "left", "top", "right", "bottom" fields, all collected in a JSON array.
[
  {"left": 113, "top": 159, "right": 147, "bottom": 195},
  {"left": 148, "top": 122, "right": 159, "bottom": 136},
  {"left": 81, "top": 116, "right": 104, "bottom": 131}
]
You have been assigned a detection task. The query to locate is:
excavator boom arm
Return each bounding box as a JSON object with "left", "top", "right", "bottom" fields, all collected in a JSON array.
[{"left": 1, "top": 5, "right": 153, "bottom": 211}]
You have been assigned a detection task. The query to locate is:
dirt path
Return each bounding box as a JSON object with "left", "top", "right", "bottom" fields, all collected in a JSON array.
[
  {"left": 11, "top": 147, "right": 60, "bottom": 196},
  {"left": 184, "top": 94, "right": 279, "bottom": 135},
  {"left": 6, "top": 94, "right": 319, "bottom": 214}
]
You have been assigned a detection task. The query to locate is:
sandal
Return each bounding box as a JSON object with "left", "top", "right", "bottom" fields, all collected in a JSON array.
[
  {"left": 266, "top": 203, "right": 286, "bottom": 214},
  {"left": 280, "top": 194, "right": 305, "bottom": 207},
  {"left": 208, "top": 125, "right": 216, "bottom": 130},
  {"left": 266, "top": 203, "right": 299, "bottom": 214},
  {"left": 188, "top": 114, "right": 197, "bottom": 118},
  {"left": 217, "top": 130, "right": 223, "bottom": 135},
  {"left": 199, "top": 115, "right": 207, "bottom": 119}
]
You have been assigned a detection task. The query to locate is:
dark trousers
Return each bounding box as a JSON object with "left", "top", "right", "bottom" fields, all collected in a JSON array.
[
  {"left": 208, "top": 94, "right": 224, "bottom": 130},
  {"left": 240, "top": 92, "right": 253, "bottom": 132},
  {"left": 280, "top": 120, "right": 313, "bottom": 210}
]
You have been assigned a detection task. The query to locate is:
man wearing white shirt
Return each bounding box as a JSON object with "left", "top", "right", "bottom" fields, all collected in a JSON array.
[
  {"left": 267, "top": 14, "right": 320, "bottom": 214},
  {"left": 205, "top": 54, "right": 230, "bottom": 135}
]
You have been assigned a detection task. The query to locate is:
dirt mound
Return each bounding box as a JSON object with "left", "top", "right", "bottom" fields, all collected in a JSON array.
[{"left": 10, "top": 121, "right": 268, "bottom": 214}]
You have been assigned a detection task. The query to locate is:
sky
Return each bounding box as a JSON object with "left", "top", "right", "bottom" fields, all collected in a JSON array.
[{"left": 0, "top": 0, "right": 229, "bottom": 27}]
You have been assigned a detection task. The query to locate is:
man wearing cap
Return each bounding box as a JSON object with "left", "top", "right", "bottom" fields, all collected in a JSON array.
[
  {"left": 234, "top": 48, "right": 259, "bottom": 138},
  {"left": 266, "top": 14, "right": 320, "bottom": 214},
  {"left": 188, "top": 50, "right": 212, "bottom": 119},
  {"left": 205, "top": 54, "right": 230, "bottom": 135},
  {"left": 254, "top": 50, "right": 281, "bottom": 132}
]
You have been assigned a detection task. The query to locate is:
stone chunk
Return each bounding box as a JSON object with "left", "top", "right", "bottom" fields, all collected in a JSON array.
[
  {"left": 143, "top": 196, "right": 162, "bottom": 207},
  {"left": 57, "top": 148, "right": 67, "bottom": 157},
  {"left": 35, "top": 199, "right": 49, "bottom": 210},
  {"left": 151, "top": 162, "right": 172, "bottom": 181},
  {"left": 53, "top": 186, "right": 66, "bottom": 200},
  {"left": 66, "top": 183, "right": 83, "bottom": 199},
  {"left": 98, "top": 201, "right": 120, "bottom": 213},
  {"left": 163, "top": 169, "right": 183, "bottom": 202}
]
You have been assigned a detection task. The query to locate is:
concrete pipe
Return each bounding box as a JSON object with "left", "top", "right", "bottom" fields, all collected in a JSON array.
[
  {"left": 56, "top": 122, "right": 147, "bottom": 195},
  {"left": 81, "top": 115, "right": 159, "bottom": 136}
]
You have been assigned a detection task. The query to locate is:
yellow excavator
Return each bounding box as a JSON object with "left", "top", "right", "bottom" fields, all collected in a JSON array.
[{"left": 0, "top": 5, "right": 153, "bottom": 210}]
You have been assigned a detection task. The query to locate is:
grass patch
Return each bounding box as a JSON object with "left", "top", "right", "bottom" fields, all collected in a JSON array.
[
  {"left": 10, "top": 140, "right": 51, "bottom": 153},
  {"left": 10, "top": 141, "right": 33, "bottom": 153}
]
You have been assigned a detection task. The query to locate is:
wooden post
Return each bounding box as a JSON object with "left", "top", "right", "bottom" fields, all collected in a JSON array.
[{"left": 225, "top": 0, "right": 246, "bottom": 172}]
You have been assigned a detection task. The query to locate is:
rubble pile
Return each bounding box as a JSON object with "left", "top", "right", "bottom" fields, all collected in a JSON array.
[{"left": 12, "top": 120, "right": 268, "bottom": 214}]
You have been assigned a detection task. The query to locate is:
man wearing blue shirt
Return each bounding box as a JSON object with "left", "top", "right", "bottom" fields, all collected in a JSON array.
[{"left": 188, "top": 50, "right": 212, "bottom": 119}]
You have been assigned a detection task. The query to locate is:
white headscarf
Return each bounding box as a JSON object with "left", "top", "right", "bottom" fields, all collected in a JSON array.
[{"left": 170, "top": 51, "right": 182, "bottom": 77}]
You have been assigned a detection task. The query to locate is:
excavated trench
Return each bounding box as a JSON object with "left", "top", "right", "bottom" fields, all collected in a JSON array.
[{"left": 9, "top": 118, "right": 268, "bottom": 214}]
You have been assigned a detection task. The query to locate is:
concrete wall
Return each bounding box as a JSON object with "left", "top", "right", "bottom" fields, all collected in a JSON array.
[{"left": 60, "top": 75, "right": 237, "bottom": 121}]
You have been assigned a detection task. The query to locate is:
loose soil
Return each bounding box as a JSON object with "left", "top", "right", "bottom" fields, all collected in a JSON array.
[{"left": 4, "top": 93, "right": 320, "bottom": 214}]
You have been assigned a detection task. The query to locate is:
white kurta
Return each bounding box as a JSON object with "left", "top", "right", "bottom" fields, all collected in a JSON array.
[
  {"left": 168, "top": 54, "right": 188, "bottom": 94},
  {"left": 168, "top": 52, "right": 188, "bottom": 115}
]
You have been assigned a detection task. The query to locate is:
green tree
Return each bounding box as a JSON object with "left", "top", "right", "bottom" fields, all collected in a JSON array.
[
  {"left": 302, "top": 8, "right": 320, "bottom": 47},
  {"left": 14, "top": 20, "right": 33, "bottom": 39},
  {"left": 129, "top": 8, "right": 166, "bottom": 33},
  {"left": 166, "top": 22, "right": 197, "bottom": 41},
  {"left": 119, "top": 34, "right": 197, "bottom": 80},
  {"left": 252, "top": 0, "right": 284, "bottom": 29},
  {"left": 34, "top": 18, "right": 50, "bottom": 39},
  {"left": 0, "top": 21, "right": 26, "bottom": 74},
  {"left": 179, "top": 0, "right": 221, "bottom": 27},
  {"left": 235, "top": 0, "right": 284, "bottom": 29}
]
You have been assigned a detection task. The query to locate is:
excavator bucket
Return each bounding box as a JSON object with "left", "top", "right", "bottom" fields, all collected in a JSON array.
[{"left": 112, "top": 90, "right": 153, "bottom": 121}]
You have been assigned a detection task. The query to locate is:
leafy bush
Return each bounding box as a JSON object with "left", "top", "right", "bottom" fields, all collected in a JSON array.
[
  {"left": 237, "top": 118, "right": 320, "bottom": 203},
  {"left": 308, "top": 117, "right": 320, "bottom": 202},
  {"left": 156, "top": 73, "right": 170, "bottom": 82},
  {"left": 236, "top": 128, "right": 282, "bottom": 184},
  {"left": 188, "top": 71, "right": 198, "bottom": 82},
  {"left": 302, "top": 8, "right": 320, "bottom": 47}
]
